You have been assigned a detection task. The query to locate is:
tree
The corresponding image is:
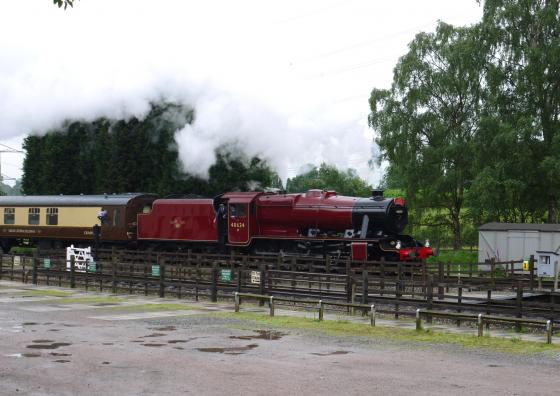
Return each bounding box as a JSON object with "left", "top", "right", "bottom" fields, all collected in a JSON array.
[
  {"left": 21, "top": 102, "right": 279, "bottom": 197},
  {"left": 53, "top": 0, "right": 77, "bottom": 10},
  {"left": 286, "top": 163, "right": 371, "bottom": 197},
  {"left": 479, "top": 0, "right": 560, "bottom": 223},
  {"left": 369, "top": 22, "right": 485, "bottom": 249}
]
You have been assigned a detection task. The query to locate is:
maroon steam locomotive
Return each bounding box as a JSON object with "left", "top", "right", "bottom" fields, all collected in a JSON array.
[
  {"left": 137, "top": 189, "right": 432, "bottom": 261},
  {"left": 0, "top": 189, "right": 432, "bottom": 261}
]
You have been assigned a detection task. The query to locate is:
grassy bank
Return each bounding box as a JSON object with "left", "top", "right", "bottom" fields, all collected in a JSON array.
[{"left": 219, "top": 312, "right": 559, "bottom": 355}]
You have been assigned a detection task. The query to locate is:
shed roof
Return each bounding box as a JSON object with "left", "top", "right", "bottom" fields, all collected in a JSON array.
[
  {"left": 0, "top": 193, "right": 156, "bottom": 207},
  {"left": 479, "top": 222, "right": 560, "bottom": 232}
]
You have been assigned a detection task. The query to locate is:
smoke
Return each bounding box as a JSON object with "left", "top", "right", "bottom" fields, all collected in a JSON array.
[{"left": 0, "top": 1, "right": 481, "bottom": 185}]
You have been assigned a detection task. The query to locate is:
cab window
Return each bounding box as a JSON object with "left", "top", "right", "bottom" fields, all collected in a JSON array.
[{"left": 229, "top": 204, "right": 247, "bottom": 218}]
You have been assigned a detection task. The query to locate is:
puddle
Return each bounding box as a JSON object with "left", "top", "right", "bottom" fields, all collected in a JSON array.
[
  {"left": 54, "top": 360, "right": 70, "bottom": 363},
  {"left": 48, "top": 329, "right": 62, "bottom": 332},
  {"left": 27, "top": 342, "right": 72, "bottom": 350},
  {"left": 5, "top": 353, "right": 41, "bottom": 358},
  {"left": 62, "top": 324, "right": 78, "bottom": 327},
  {"left": 142, "top": 343, "right": 166, "bottom": 347},
  {"left": 50, "top": 353, "right": 71, "bottom": 357},
  {"left": 43, "top": 322, "right": 54, "bottom": 325},
  {"left": 102, "top": 361, "right": 110, "bottom": 365},
  {"left": 143, "top": 333, "right": 166, "bottom": 338},
  {"left": 173, "top": 347, "right": 185, "bottom": 350},
  {"left": 311, "top": 351, "right": 351, "bottom": 356},
  {"left": 131, "top": 340, "right": 144, "bottom": 343},
  {"left": 32, "top": 339, "right": 55, "bottom": 343},
  {"left": 197, "top": 344, "right": 258, "bottom": 354},
  {"left": 230, "top": 330, "right": 285, "bottom": 341},
  {"left": 152, "top": 326, "right": 176, "bottom": 331},
  {"left": 488, "top": 364, "right": 502, "bottom": 368},
  {"left": 167, "top": 338, "right": 198, "bottom": 344},
  {"left": 102, "top": 343, "right": 114, "bottom": 345},
  {"left": 22, "top": 322, "right": 39, "bottom": 326}
]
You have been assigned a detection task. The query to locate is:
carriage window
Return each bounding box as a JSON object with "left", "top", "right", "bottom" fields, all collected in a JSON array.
[
  {"left": 230, "top": 204, "right": 247, "bottom": 218},
  {"left": 113, "top": 208, "right": 121, "bottom": 226},
  {"left": 28, "top": 208, "right": 40, "bottom": 225},
  {"left": 4, "top": 208, "right": 14, "bottom": 225},
  {"left": 46, "top": 207, "right": 58, "bottom": 225}
]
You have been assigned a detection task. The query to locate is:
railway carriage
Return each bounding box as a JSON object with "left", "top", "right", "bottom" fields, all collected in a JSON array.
[{"left": 0, "top": 194, "right": 156, "bottom": 252}]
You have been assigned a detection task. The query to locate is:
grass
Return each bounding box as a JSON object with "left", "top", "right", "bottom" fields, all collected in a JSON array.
[
  {"left": 218, "top": 312, "right": 560, "bottom": 355},
  {"left": 42, "top": 296, "right": 129, "bottom": 304},
  {"left": 19, "top": 289, "right": 73, "bottom": 297},
  {"left": 427, "top": 249, "right": 478, "bottom": 264}
]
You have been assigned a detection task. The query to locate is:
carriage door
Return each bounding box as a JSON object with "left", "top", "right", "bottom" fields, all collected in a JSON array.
[{"left": 228, "top": 202, "right": 250, "bottom": 244}]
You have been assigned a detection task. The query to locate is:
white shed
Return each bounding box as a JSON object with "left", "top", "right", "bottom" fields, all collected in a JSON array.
[{"left": 478, "top": 223, "right": 560, "bottom": 266}]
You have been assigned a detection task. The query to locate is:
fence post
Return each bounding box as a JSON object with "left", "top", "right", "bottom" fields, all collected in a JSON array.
[
  {"left": 210, "top": 263, "right": 218, "bottom": 302},
  {"left": 258, "top": 265, "right": 266, "bottom": 306},
  {"left": 457, "top": 286, "right": 462, "bottom": 327},
  {"left": 529, "top": 255, "right": 535, "bottom": 291},
  {"left": 380, "top": 257, "right": 385, "bottom": 296},
  {"left": 516, "top": 282, "right": 523, "bottom": 332},
  {"left": 269, "top": 296, "right": 275, "bottom": 317},
  {"left": 438, "top": 262, "right": 444, "bottom": 300},
  {"left": 546, "top": 320, "right": 552, "bottom": 344},
  {"left": 416, "top": 309, "right": 422, "bottom": 331},
  {"left": 477, "top": 314, "right": 484, "bottom": 337},
  {"left": 318, "top": 300, "right": 323, "bottom": 321},
  {"left": 361, "top": 267, "right": 369, "bottom": 305},
  {"left": 32, "top": 252, "right": 38, "bottom": 285},
  {"left": 490, "top": 258, "right": 496, "bottom": 290},
  {"left": 159, "top": 258, "right": 166, "bottom": 298},
  {"left": 370, "top": 304, "right": 376, "bottom": 327},
  {"left": 426, "top": 274, "right": 433, "bottom": 323},
  {"left": 234, "top": 292, "right": 240, "bottom": 312},
  {"left": 236, "top": 268, "right": 242, "bottom": 293},
  {"left": 70, "top": 254, "right": 76, "bottom": 289},
  {"left": 111, "top": 247, "right": 117, "bottom": 294},
  {"left": 345, "top": 262, "right": 352, "bottom": 306}
]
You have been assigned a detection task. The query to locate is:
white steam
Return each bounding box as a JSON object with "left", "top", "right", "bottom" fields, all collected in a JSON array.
[{"left": 0, "top": 1, "right": 483, "bottom": 185}]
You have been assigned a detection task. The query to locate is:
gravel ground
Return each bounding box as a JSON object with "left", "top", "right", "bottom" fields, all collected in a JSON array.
[{"left": 1, "top": 282, "right": 560, "bottom": 395}]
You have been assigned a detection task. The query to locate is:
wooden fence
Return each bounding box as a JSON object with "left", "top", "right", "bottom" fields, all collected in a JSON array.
[{"left": 1, "top": 248, "right": 559, "bottom": 325}]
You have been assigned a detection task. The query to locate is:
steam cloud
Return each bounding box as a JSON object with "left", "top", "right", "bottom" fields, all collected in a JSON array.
[{"left": 1, "top": 0, "right": 435, "bottom": 185}]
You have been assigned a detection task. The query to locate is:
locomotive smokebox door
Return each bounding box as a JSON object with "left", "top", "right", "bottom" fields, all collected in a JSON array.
[
  {"left": 228, "top": 202, "right": 250, "bottom": 244},
  {"left": 351, "top": 242, "right": 368, "bottom": 261}
]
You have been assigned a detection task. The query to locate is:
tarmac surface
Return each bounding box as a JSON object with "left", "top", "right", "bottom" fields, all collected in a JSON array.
[{"left": 1, "top": 280, "right": 559, "bottom": 395}]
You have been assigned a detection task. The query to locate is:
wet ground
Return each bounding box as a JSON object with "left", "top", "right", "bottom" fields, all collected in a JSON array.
[{"left": 1, "top": 280, "right": 559, "bottom": 395}]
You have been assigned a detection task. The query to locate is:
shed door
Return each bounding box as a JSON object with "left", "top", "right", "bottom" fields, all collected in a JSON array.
[{"left": 228, "top": 203, "right": 250, "bottom": 244}]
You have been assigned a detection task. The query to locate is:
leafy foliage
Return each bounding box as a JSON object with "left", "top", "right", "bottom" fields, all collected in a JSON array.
[
  {"left": 369, "top": 23, "right": 484, "bottom": 249},
  {"left": 53, "top": 0, "right": 76, "bottom": 10},
  {"left": 286, "top": 163, "right": 371, "bottom": 196},
  {"left": 22, "top": 103, "right": 278, "bottom": 197}
]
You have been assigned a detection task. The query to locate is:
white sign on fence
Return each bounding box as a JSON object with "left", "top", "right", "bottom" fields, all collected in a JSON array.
[{"left": 250, "top": 271, "right": 261, "bottom": 284}]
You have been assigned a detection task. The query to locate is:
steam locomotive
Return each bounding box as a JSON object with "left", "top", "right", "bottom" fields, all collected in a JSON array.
[{"left": 0, "top": 189, "right": 432, "bottom": 261}]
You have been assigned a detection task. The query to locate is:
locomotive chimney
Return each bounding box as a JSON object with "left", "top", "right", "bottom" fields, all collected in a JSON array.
[{"left": 371, "top": 189, "right": 384, "bottom": 200}]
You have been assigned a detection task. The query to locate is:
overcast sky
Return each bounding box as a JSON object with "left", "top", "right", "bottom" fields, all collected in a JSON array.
[{"left": 0, "top": 0, "right": 483, "bottom": 186}]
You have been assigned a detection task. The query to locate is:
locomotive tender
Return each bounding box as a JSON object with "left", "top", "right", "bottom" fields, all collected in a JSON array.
[{"left": 0, "top": 189, "right": 432, "bottom": 261}]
